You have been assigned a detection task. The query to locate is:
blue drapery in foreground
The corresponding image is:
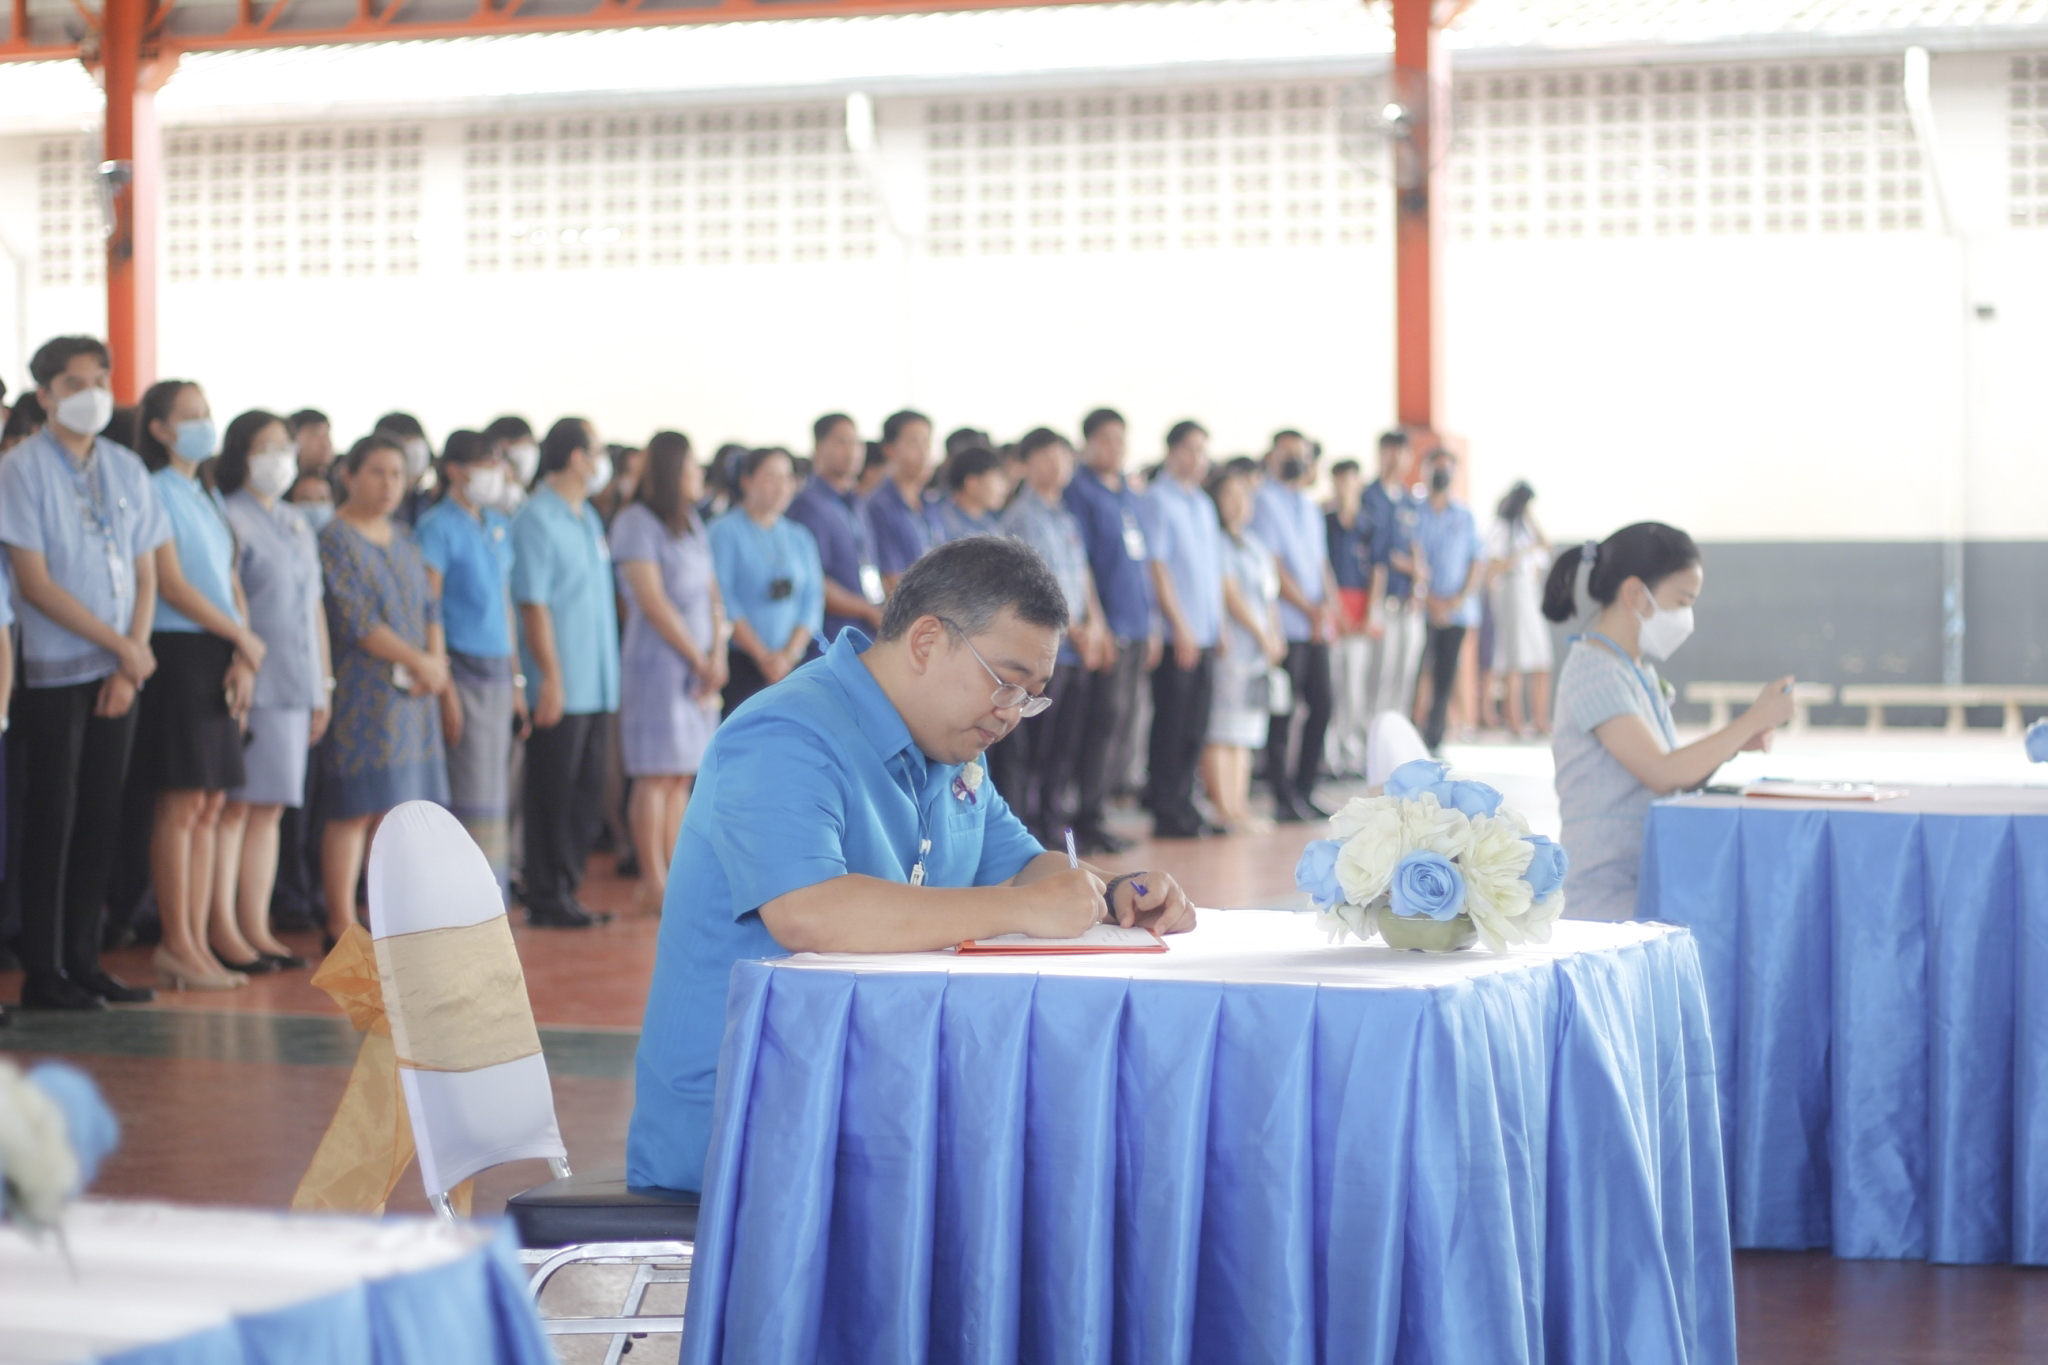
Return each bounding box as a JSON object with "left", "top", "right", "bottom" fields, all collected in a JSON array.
[
  {"left": 1640, "top": 797, "right": 2048, "bottom": 1264},
  {"left": 102, "top": 1222, "right": 552, "bottom": 1365},
  {"left": 681, "top": 925, "right": 1733, "bottom": 1364}
]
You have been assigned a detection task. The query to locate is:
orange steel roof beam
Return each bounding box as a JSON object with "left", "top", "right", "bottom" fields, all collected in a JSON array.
[{"left": 1, "top": 0, "right": 1139, "bottom": 60}]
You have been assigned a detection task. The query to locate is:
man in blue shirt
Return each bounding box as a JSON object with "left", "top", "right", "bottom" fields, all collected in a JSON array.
[
  {"left": 627, "top": 536, "right": 1198, "bottom": 1193},
  {"left": 512, "top": 417, "right": 622, "bottom": 929},
  {"left": 1412, "top": 449, "right": 1482, "bottom": 752},
  {"left": 1360, "top": 429, "right": 1427, "bottom": 723},
  {"left": 927, "top": 444, "right": 1008, "bottom": 544},
  {"left": 861, "top": 409, "right": 938, "bottom": 591},
  {"left": 0, "top": 335, "right": 171, "bottom": 1010},
  {"left": 1143, "top": 420, "right": 1224, "bottom": 840},
  {"left": 995, "top": 428, "right": 1106, "bottom": 843},
  {"left": 1063, "top": 408, "right": 1154, "bottom": 855},
  {"left": 785, "top": 413, "right": 883, "bottom": 644},
  {"left": 1250, "top": 430, "right": 1341, "bottom": 823}
]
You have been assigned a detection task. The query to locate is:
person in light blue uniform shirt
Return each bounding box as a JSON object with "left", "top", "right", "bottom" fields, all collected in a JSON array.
[
  {"left": 512, "top": 417, "right": 622, "bottom": 930},
  {"left": 1544, "top": 522, "right": 1795, "bottom": 922},
  {"left": 1249, "top": 431, "right": 1340, "bottom": 822},
  {"left": 709, "top": 447, "right": 824, "bottom": 713},
  {"left": 1410, "top": 449, "right": 1482, "bottom": 752},
  {"left": 215, "top": 408, "right": 330, "bottom": 977},
  {"left": 0, "top": 337, "right": 172, "bottom": 1010},
  {"left": 927, "top": 445, "right": 1009, "bottom": 545},
  {"left": 1360, "top": 429, "right": 1425, "bottom": 721},
  {"left": 627, "top": 536, "right": 1199, "bottom": 1193},
  {"left": 134, "top": 378, "right": 271, "bottom": 993},
  {"left": 417, "top": 430, "right": 523, "bottom": 892},
  {"left": 1142, "top": 420, "right": 1224, "bottom": 840}
]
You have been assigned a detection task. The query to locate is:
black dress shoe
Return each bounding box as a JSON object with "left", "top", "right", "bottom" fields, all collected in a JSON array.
[
  {"left": 261, "top": 952, "right": 310, "bottom": 972},
  {"left": 1151, "top": 816, "right": 1204, "bottom": 840},
  {"left": 1296, "top": 795, "right": 1332, "bottom": 822},
  {"left": 74, "top": 970, "right": 156, "bottom": 1004},
  {"left": 1196, "top": 819, "right": 1228, "bottom": 838},
  {"left": 1272, "top": 796, "right": 1313, "bottom": 824},
  {"left": 527, "top": 903, "right": 614, "bottom": 929},
  {"left": 1074, "top": 824, "right": 1133, "bottom": 856},
  {"left": 218, "top": 955, "right": 279, "bottom": 976},
  {"left": 19, "top": 977, "right": 109, "bottom": 1010}
]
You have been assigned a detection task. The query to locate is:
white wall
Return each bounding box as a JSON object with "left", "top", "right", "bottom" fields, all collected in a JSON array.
[{"left": 0, "top": 47, "right": 2040, "bottom": 549}]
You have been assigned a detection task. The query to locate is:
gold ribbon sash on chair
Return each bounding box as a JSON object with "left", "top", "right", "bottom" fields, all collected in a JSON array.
[{"left": 290, "top": 916, "right": 540, "bottom": 1215}]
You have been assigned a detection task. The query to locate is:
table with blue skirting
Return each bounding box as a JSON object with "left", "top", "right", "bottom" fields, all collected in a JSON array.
[
  {"left": 680, "top": 912, "right": 1734, "bottom": 1365},
  {"left": 1639, "top": 785, "right": 2048, "bottom": 1265},
  {"left": 0, "top": 1201, "right": 552, "bottom": 1365}
]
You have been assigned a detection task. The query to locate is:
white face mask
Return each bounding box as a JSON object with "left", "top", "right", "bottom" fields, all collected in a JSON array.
[
  {"left": 402, "top": 436, "right": 431, "bottom": 479},
  {"left": 54, "top": 386, "right": 114, "bottom": 437},
  {"left": 247, "top": 449, "right": 297, "bottom": 499},
  {"left": 583, "top": 451, "right": 614, "bottom": 497},
  {"left": 464, "top": 465, "right": 506, "bottom": 509},
  {"left": 507, "top": 440, "right": 540, "bottom": 483},
  {"left": 1636, "top": 595, "right": 1695, "bottom": 661}
]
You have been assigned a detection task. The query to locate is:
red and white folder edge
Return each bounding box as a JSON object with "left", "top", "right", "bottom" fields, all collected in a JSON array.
[{"left": 957, "top": 923, "right": 1168, "bottom": 955}]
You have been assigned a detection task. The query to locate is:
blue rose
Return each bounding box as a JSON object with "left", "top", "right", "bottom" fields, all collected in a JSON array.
[
  {"left": 1294, "top": 838, "right": 1346, "bottom": 907},
  {"left": 1521, "top": 835, "right": 1569, "bottom": 900},
  {"left": 2029, "top": 719, "right": 2048, "bottom": 764},
  {"left": 1388, "top": 851, "right": 1466, "bottom": 921},
  {"left": 1385, "top": 759, "right": 1450, "bottom": 798},
  {"left": 28, "top": 1061, "right": 120, "bottom": 1191},
  {"left": 1439, "top": 780, "right": 1505, "bottom": 818}
]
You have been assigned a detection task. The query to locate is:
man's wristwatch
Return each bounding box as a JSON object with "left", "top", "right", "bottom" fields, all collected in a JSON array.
[{"left": 1101, "top": 872, "right": 1145, "bottom": 922}]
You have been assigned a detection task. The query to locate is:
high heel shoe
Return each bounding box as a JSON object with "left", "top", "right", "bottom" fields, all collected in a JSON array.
[
  {"left": 216, "top": 955, "right": 279, "bottom": 976},
  {"left": 152, "top": 947, "right": 247, "bottom": 992},
  {"left": 260, "top": 952, "right": 309, "bottom": 972}
]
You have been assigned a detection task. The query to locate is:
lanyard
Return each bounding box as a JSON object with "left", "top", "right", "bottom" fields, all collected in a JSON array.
[
  {"left": 895, "top": 751, "right": 933, "bottom": 886},
  {"left": 60, "top": 442, "right": 130, "bottom": 606},
  {"left": 1577, "top": 631, "right": 1676, "bottom": 749}
]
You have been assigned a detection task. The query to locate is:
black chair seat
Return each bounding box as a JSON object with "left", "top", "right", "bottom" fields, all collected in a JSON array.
[{"left": 506, "top": 1166, "right": 700, "bottom": 1250}]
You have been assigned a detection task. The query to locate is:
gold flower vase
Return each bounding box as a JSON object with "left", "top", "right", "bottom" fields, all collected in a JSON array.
[{"left": 1375, "top": 906, "right": 1478, "bottom": 953}]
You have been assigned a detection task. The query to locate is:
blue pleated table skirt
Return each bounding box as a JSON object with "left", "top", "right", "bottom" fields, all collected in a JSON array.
[
  {"left": 1640, "top": 786, "right": 2048, "bottom": 1265},
  {"left": 682, "top": 914, "right": 1734, "bottom": 1365}
]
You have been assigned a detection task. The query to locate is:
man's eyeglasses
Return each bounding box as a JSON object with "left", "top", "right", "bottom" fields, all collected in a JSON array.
[{"left": 940, "top": 618, "right": 1054, "bottom": 718}]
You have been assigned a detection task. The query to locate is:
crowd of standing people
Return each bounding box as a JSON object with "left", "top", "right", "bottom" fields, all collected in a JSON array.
[{"left": 0, "top": 331, "right": 1558, "bottom": 1012}]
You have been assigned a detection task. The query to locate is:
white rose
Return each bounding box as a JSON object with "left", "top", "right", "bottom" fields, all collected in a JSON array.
[
  {"left": 0, "top": 1060, "right": 82, "bottom": 1230},
  {"left": 1400, "top": 791, "right": 1474, "bottom": 862},
  {"left": 1317, "top": 899, "right": 1376, "bottom": 945},
  {"left": 1520, "top": 892, "right": 1566, "bottom": 945},
  {"left": 1460, "top": 813, "right": 1537, "bottom": 953},
  {"left": 1334, "top": 802, "right": 1406, "bottom": 906},
  {"left": 961, "top": 762, "right": 984, "bottom": 793},
  {"left": 1328, "top": 794, "right": 1401, "bottom": 841}
]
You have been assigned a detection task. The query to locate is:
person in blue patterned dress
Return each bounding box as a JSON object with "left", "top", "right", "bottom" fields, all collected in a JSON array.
[
  {"left": 611, "top": 431, "right": 727, "bottom": 912},
  {"left": 317, "top": 434, "right": 450, "bottom": 949}
]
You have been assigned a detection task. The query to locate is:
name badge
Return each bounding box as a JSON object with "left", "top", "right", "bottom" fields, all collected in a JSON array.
[
  {"left": 1121, "top": 513, "right": 1147, "bottom": 561},
  {"left": 859, "top": 563, "right": 885, "bottom": 605}
]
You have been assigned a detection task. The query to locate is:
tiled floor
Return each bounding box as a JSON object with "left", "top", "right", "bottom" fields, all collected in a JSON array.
[{"left": 6, "top": 745, "right": 2045, "bottom": 1361}]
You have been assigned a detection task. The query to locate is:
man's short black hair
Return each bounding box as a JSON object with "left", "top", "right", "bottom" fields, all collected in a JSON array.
[
  {"left": 1081, "top": 407, "right": 1124, "bottom": 439},
  {"left": 288, "top": 408, "right": 329, "bottom": 433},
  {"left": 484, "top": 415, "right": 533, "bottom": 445},
  {"left": 945, "top": 444, "right": 1002, "bottom": 492},
  {"left": 862, "top": 441, "right": 887, "bottom": 471},
  {"left": 535, "top": 417, "right": 593, "bottom": 479},
  {"left": 882, "top": 409, "right": 930, "bottom": 446},
  {"left": 813, "top": 412, "right": 854, "bottom": 445},
  {"left": 30, "top": 335, "right": 110, "bottom": 387},
  {"left": 878, "top": 536, "right": 1069, "bottom": 642},
  {"left": 945, "top": 426, "right": 991, "bottom": 460},
  {"left": 1330, "top": 458, "right": 1362, "bottom": 479},
  {"left": 1017, "top": 427, "right": 1068, "bottom": 460},
  {"left": 1166, "top": 419, "right": 1206, "bottom": 450},
  {"left": 1271, "top": 428, "right": 1306, "bottom": 448},
  {"left": 375, "top": 411, "right": 425, "bottom": 440},
  {"left": 1377, "top": 429, "right": 1409, "bottom": 450}
]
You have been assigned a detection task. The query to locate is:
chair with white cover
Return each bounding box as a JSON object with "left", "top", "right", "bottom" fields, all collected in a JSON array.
[
  {"left": 1365, "top": 710, "right": 1432, "bottom": 788},
  {"left": 368, "top": 800, "right": 696, "bottom": 1360}
]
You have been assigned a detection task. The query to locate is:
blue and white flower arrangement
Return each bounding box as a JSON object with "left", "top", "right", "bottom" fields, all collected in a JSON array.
[
  {"left": 2027, "top": 718, "right": 2048, "bottom": 764},
  {"left": 1294, "top": 759, "right": 1569, "bottom": 953},
  {"left": 0, "top": 1058, "right": 120, "bottom": 1232}
]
